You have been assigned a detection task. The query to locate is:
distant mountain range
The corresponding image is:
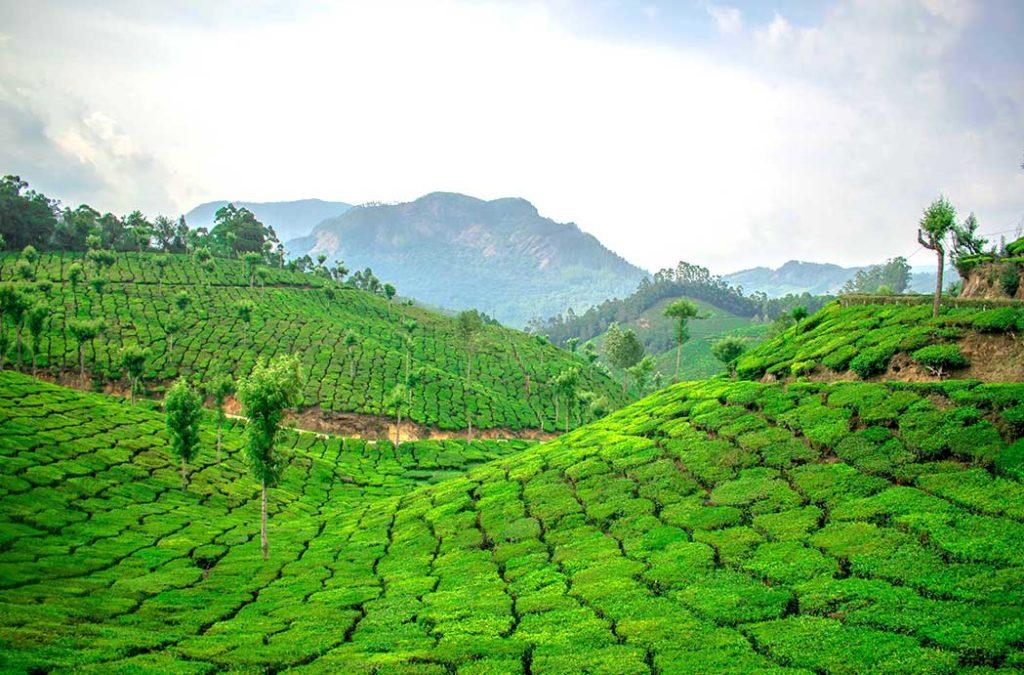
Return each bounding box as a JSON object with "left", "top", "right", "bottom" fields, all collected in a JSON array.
[
  {"left": 723, "top": 260, "right": 950, "bottom": 297},
  {"left": 286, "top": 192, "right": 647, "bottom": 327},
  {"left": 184, "top": 199, "right": 351, "bottom": 243}
]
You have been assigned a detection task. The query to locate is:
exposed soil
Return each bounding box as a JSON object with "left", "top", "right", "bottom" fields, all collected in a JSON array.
[{"left": 960, "top": 263, "right": 1024, "bottom": 300}]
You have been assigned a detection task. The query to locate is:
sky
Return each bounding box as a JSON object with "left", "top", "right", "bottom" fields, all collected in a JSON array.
[{"left": 1, "top": 0, "right": 1022, "bottom": 274}]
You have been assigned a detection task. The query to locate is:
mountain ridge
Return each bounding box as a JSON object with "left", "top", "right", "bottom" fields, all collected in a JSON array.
[{"left": 184, "top": 198, "right": 351, "bottom": 242}]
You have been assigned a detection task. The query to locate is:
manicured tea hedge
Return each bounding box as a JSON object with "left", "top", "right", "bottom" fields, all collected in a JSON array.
[
  {"left": 736, "top": 300, "right": 1023, "bottom": 380},
  {"left": 3, "top": 372, "right": 1023, "bottom": 671},
  {"left": 0, "top": 252, "right": 624, "bottom": 431}
]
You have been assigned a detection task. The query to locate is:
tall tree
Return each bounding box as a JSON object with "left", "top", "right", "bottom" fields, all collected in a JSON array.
[
  {"left": 343, "top": 330, "right": 359, "bottom": 378},
  {"left": 554, "top": 367, "right": 580, "bottom": 433},
  {"left": 205, "top": 371, "right": 236, "bottom": 464},
  {"left": 603, "top": 323, "right": 644, "bottom": 393},
  {"left": 663, "top": 299, "right": 700, "bottom": 382},
  {"left": 25, "top": 302, "right": 47, "bottom": 376},
  {"left": 120, "top": 345, "right": 149, "bottom": 404},
  {"left": 384, "top": 283, "right": 396, "bottom": 314},
  {"left": 711, "top": 336, "right": 747, "bottom": 372},
  {"left": 456, "top": 310, "right": 484, "bottom": 439},
  {"left": 918, "top": 197, "right": 957, "bottom": 317},
  {"left": 0, "top": 176, "right": 58, "bottom": 250},
  {"left": 386, "top": 383, "right": 408, "bottom": 447},
  {"left": 627, "top": 355, "right": 656, "bottom": 396},
  {"left": 67, "top": 263, "right": 84, "bottom": 315},
  {"left": 165, "top": 378, "right": 202, "bottom": 489},
  {"left": 237, "top": 355, "right": 306, "bottom": 560},
  {"left": 68, "top": 318, "right": 103, "bottom": 385}
]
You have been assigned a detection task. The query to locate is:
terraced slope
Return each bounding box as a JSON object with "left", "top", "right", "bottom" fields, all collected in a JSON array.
[
  {"left": 0, "top": 252, "right": 624, "bottom": 432},
  {"left": 4, "top": 371, "right": 1024, "bottom": 671},
  {"left": 0, "top": 371, "right": 531, "bottom": 672},
  {"left": 736, "top": 298, "right": 1024, "bottom": 382}
]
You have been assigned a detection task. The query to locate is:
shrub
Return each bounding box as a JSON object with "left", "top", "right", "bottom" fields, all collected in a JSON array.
[
  {"left": 849, "top": 346, "right": 895, "bottom": 379},
  {"left": 1003, "top": 405, "right": 1024, "bottom": 437},
  {"left": 821, "top": 345, "right": 857, "bottom": 372},
  {"left": 972, "top": 307, "right": 1021, "bottom": 333},
  {"left": 790, "top": 360, "right": 816, "bottom": 377},
  {"left": 995, "top": 440, "right": 1024, "bottom": 480},
  {"left": 999, "top": 262, "right": 1021, "bottom": 297},
  {"left": 911, "top": 344, "right": 968, "bottom": 371}
]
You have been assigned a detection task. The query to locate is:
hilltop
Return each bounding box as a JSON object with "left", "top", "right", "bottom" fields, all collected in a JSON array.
[
  {"left": 3, "top": 370, "right": 1023, "bottom": 671},
  {"left": 735, "top": 297, "right": 1024, "bottom": 382},
  {"left": 286, "top": 192, "right": 647, "bottom": 327},
  {"left": 184, "top": 199, "right": 352, "bottom": 242},
  {"left": 0, "top": 252, "right": 624, "bottom": 434},
  {"left": 724, "top": 260, "right": 947, "bottom": 297}
]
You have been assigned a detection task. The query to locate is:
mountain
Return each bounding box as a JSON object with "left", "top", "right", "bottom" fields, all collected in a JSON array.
[
  {"left": 286, "top": 192, "right": 648, "bottom": 327},
  {"left": 723, "top": 260, "right": 863, "bottom": 297},
  {"left": 184, "top": 198, "right": 351, "bottom": 242}
]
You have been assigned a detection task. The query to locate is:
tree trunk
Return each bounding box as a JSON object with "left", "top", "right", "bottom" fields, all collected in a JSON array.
[
  {"left": 129, "top": 377, "right": 135, "bottom": 405},
  {"left": 466, "top": 353, "right": 474, "bottom": 441},
  {"left": 395, "top": 409, "right": 401, "bottom": 447},
  {"left": 554, "top": 397, "right": 560, "bottom": 429},
  {"left": 933, "top": 250, "right": 944, "bottom": 318},
  {"left": 31, "top": 351, "right": 36, "bottom": 377},
  {"left": 261, "top": 481, "right": 269, "bottom": 561},
  {"left": 675, "top": 343, "right": 682, "bottom": 382},
  {"left": 216, "top": 424, "right": 222, "bottom": 464},
  {"left": 180, "top": 457, "right": 187, "bottom": 489},
  {"left": 349, "top": 349, "right": 355, "bottom": 378},
  {"left": 565, "top": 398, "right": 570, "bottom": 434},
  {"left": 15, "top": 326, "right": 23, "bottom": 368},
  {"left": 79, "top": 346, "right": 85, "bottom": 385}
]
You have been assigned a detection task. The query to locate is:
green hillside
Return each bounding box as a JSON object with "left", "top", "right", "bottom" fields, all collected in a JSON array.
[
  {"left": 4, "top": 371, "right": 1024, "bottom": 671},
  {"left": 0, "top": 252, "right": 624, "bottom": 432},
  {"left": 735, "top": 298, "right": 1024, "bottom": 382},
  {"left": 590, "top": 296, "right": 767, "bottom": 380}
]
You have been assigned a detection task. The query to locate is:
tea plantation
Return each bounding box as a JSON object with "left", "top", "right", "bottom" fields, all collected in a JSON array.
[
  {"left": 736, "top": 298, "right": 1024, "bottom": 381},
  {"left": 0, "top": 252, "right": 624, "bottom": 432},
  {"left": 3, "top": 370, "right": 1024, "bottom": 672}
]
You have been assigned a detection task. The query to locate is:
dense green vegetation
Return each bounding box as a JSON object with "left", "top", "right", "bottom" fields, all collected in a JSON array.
[
  {"left": 0, "top": 252, "right": 623, "bottom": 432},
  {"left": 3, "top": 370, "right": 1024, "bottom": 671},
  {"left": 735, "top": 299, "right": 1024, "bottom": 381}
]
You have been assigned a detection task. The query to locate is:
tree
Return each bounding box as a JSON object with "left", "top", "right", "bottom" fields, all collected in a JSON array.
[
  {"left": 383, "top": 283, "right": 396, "bottom": 314},
  {"left": 125, "top": 210, "right": 153, "bottom": 253},
  {"left": 25, "top": 302, "right": 47, "bottom": 376},
  {"left": 67, "top": 263, "right": 84, "bottom": 315},
  {"left": 120, "top": 345, "right": 148, "bottom": 404},
  {"left": 951, "top": 212, "right": 989, "bottom": 276},
  {"left": 918, "top": 197, "right": 957, "bottom": 317},
  {"left": 0, "top": 176, "right": 58, "bottom": 250},
  {"left": 401, "top": 320, "right": 417, "bottom": 383},
  {"left": 603, "top": 323, "right": 644, "bottom": 393},
  {"left": 566, "top": 337, "right": 579, "bottom": 354},
  {"left": 790, "top": 306, "right": 808, "bottom": 323},
  {"left": 210, "top": 204, "right": 277, "bottom": 255},
  {"left": 456, "top": 310, "right": 485, "bottom": 439},
  {"left": 343, "top": 330, "right": 359, "bottom": 378},
  {"left": 68, "top": 318, "right": 103, "bottom": 385},
  {"left": 663, "top": 299, "right": 700, "bottom": 382},
  {"left": 627, "top": 355, "right": 656, "bottom": 396},
  {"left": 236, "top": 300, "right": 254, "bottom": 323},
  {"left": 88, "top": 277, "right": 108, "bottom": 317},
  {"left": 386, "top": 383, "right": 408, "bottom": 447},
  {"left": 711, "top": 336, "right": 747, "bottom": 372},
  {"left": 205, "top": 371, "right": 235, "bottom": 463},
  {"left": 554, "top": 367, "right": 580, "bottom": 433},
  {"left": 174, "top": 290, "right": 191, "bottom": 313},
  {"left": 237, "top": 355, "right": 306, "bottom": 560},
  {"left": 243, "top": 251, "right": 263, "bottom": 287},
  {"left": 5, "top": 287, "right": 30, "bottom": 368},
  {"left": 165, "top": 378, "right": 202, "bottom": 489},
  {"left": 155, "top": 256, "right": 169, "bottom": 288}
]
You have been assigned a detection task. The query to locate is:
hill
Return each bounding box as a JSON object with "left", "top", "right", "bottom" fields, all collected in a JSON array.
[
  {"left": 184, "top": 199, "right": 351, "bottom": 242},
  {"left": 3, "top": 371, "right": 1024, "bottom": 671},
  {"left": 723, "top": 260, "right": 863, "bottom": 297},
  {"left": 285, "top": 192, "right": 647, "bottom": 327},
  {"left": 0, "top": 252, "right": 625, "bottom": 434},
  {"left": 735, "top": 297, "right": 1024, "bottom": 382}
]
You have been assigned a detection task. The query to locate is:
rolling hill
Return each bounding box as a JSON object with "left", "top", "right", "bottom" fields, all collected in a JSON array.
[
  {"left": 3, "top": 370, "right": 1023, "bottom": 671},
  {"left": 723, "top": 260, "right": 862, "bottom": 297},
  {"left": 285, "top": 192, "right": 648, "bottom": 327},
  {"left": 735, "top": 296, "right": 1024, "bottom": 382},
  {"left": 184, "top": 199, "right": 352, "bottom": 243},
  {"left": 0, "top": 252, "right": 624, "bottom": 433}
]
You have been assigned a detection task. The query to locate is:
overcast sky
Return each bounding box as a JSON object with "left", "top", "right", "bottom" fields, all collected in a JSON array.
[{"left": 1, "top": 0, "right": 1022, "bottom": 273}]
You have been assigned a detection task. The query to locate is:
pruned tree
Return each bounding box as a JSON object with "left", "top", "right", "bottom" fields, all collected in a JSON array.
[
  {"left": 663, "top": 299, "right": 700, "bottom": 382},
  {"left": 25, "top": 302, "right": 47, "bottom": 376},
  {"left": 120, "top": 344, "right": 149, "bottom": 404},
  {"left": 554, "top": 367, "right": 580, "bottom": 433},
  {"left": 918, "top": 197, "right": 957, "bottom": 317},
  {"left": 237, "top": 355, "right": 306, "bottom": 560},
  {"left": 68, "top": 318, "right": 103, "bottom": 385},
  {"left": 343, "top": 329, "right": 359, "bottom": 378},
  {"left": 386, "top": 383, "right": 408, "bottom": 447},
  {"left": 456, "top": 310, "right": 485, "bottom": 439},
  {"left": 67, "top": 263, "right": 84, "bottom": 315},
  {"left": 165, "top": 378, "right": 202, "bottom": 489}
]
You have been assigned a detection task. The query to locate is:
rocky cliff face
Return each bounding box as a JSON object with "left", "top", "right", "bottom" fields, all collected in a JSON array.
[{"left": 960, "top": 262, "right": 1024, "bottom": 300}]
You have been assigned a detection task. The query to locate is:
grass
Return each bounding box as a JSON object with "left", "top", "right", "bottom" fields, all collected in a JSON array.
[
  {"left": 3, "top": 370, "right": 1024, "bottom": 671},
  {"left": 0, "top": 252, "right": 624, "bottom": 432},
  {"left": 735, "top": 299, "right": 1024, "bottom": 381}
]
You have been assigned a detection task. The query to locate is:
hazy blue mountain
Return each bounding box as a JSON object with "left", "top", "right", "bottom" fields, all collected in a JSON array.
[
  {"left": 723, "top": 260, "right": 864, "bottom": 297},
  {"left": 286, "top": 192, "right": 647, "bottom": 327},
  {"left": 185, "top": 198, "right": 351, "bottom": 243}
]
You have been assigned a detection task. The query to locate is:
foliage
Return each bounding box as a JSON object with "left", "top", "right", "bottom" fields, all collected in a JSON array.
[
  {"left": 164, "top": 377, "right": 202, "bottom": 487},
  {"left": 711, "top": 336, "right": 747, "bottom": 366},
  {"left": 840, "top": 257, "right": 911, "bottom": 294},
  {"left": 911, "top": 344, "right": 969, "bottom": 372}
]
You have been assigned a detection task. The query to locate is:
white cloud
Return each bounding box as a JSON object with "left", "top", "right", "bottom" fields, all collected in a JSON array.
[
  {"left": 0, "top": 0, "right": 1021, "bottom": 274},
  {"left": 707, "top": 5, "right": 742, "bottom": 35}
]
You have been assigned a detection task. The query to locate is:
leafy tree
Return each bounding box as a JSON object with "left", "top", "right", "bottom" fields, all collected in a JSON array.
[
  {"left": 155, "top": 256, "right": 169, "bottom": 288},
  {"left": 841, "top": 257, "right": 912, "bottom": 295},
  {"left": 790, "top": 306, "right": 808, "bottom": 323},
  {"left": 67, "top": 263, "right": 84, "bottom": 314},
  {"left": 627, "top": 355, "right": 656, "bottom": 396},
  {"left": 237, "top": 355, "right": 306, "bottom": 560},
  {"left": 124, "top": 210, "right": 153, "bottom": 252},
  {"left": 205, "top": 371, "right": 235, "bottom": 463},
  {"left": 120, "top": 345, "right": 148, "bottom": 404},
  {"left": 165, "top": 316, "right": 181, "bottom": 352},
  {"left": 951, "top": 212, "right": 989, "bottom": 275},
  {"left": 603, "top": 323, "right": 644, "bottom": 392},
  {"left": 402, "top": 320, "right": 417, "bottom": 383},
  {"left": 20, "top": 245, "right": 39, "bottom": 265},
  {"left": 174, "top": 290, "right": 191, "bottom": 313},
  {"left": 68, "top": 318, "right": 103, "bottom": 385},
  {"left": 3, "top": 287, "right": 30, "bottom": 367},
  {"left": 386, "top": 383, "right": 408, "bottom": 446},
  {"left": 236, "top": 300, "right": 254, "bottom": 323},
  {"left": 243, "top": 251, "right": 263, "bottom": 287},
  {"left": 343, "top": 330, "right": 359, "bottom": 378},
  {"left": 13, "top": 259, "right": 34, "bottom": 282},
  {"left": 565, "top": 337, "right": 579, "bottom": 354},
  {"left": 0, "top": 176, "right": 58, "bottom": 249},
  {"left": 88, "top": 277, "right": 108, "bottom": 317},
  {"left": 711, "top": 336, "right": 747, "bottom": 371},
  {"left": 554, "top": 367, "right": 580, "bottom": 432},
  {"left": 210, "top": 204, "right": 277, "bottom": 255},
  {"left": 663, "top": 299, "right": 700, "bottom": 382},
  {"left": 456, "top": 310, "right": 485, "bottom": 439},
  {"left": 25, "top": 302, "right": 47, "bottom": 376},
  {"left": 383, "top": 283, "right": 397, "bottom": 313},
  {"left": 918, "top": 197, "right": 957, "bottom": 317},
  {"left": 53, "top": 205, "right": 98, "bottom": 251},
  {"left": 582, "top": 341, "right": 599, "bottom": 364},
  {"left": 164, "top": 378, "right": 202, "bottom": 489}
]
